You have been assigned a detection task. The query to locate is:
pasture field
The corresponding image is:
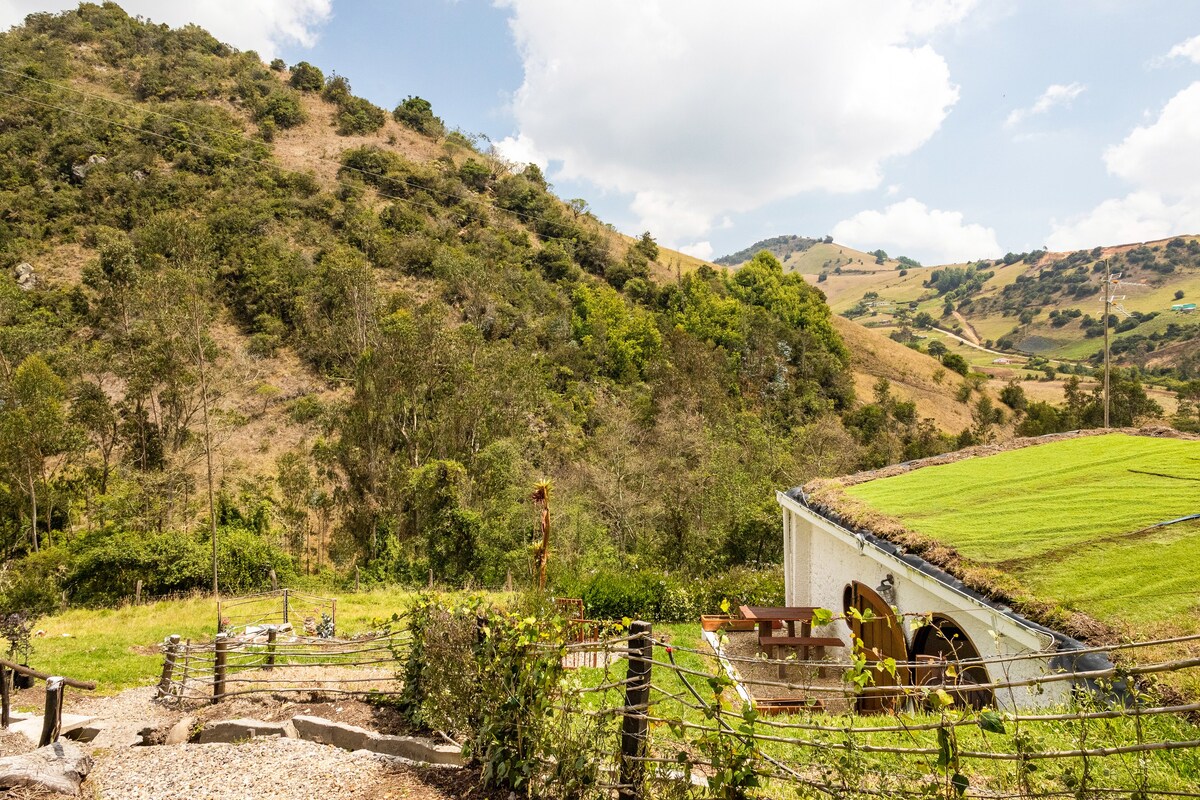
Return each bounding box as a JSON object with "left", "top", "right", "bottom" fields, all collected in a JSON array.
[
  {"left": 843, "top": 433, "right": 1200, "bottom": 635},
  {"left": 24, "top": 587, "right": 425, "bottom": 693}
]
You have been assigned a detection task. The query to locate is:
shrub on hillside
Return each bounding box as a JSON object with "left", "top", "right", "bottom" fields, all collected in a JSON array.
[
  {"left": 335, "top": 96, "right": 386, "bottom": 135},
  {"left": 256, "top": 91, "right": 306, "bottom": 129},
  {"left": 393, "top": 96, "right": 445, "bottom": 137},
  {"left": 289, "top": 61, "right": 324, "bottom": 92},
  {"left": 62, "top": 526, "right": 296, "bottom": 606}
]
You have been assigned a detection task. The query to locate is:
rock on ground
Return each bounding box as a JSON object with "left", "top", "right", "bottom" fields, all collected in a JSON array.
[{"left": 0, "top": 739, "right": 93, "bottom": 795}]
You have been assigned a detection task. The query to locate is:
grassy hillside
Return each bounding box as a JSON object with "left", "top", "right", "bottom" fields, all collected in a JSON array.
[
  {"left": 842, "top": 433, "right": 1200, "bottom": 638},
  {"left": 811, "top": 238, "right": 1200, "bottom": 379},
  {"left": 834, "top": 316, "right": 1006, "bottom": 434},
  {"left": 1, "top": 5, "right": 976, "bottom": 612}
]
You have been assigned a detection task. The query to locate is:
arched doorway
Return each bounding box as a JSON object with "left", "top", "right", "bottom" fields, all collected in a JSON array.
[
  {"left": 843, "top": 581, "right": 910, "bottom": 713},
  {"left": 912, "top": 615, "right": 994, "bottom": 709}
]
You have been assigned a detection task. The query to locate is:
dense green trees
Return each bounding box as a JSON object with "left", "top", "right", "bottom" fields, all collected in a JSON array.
[{"left": 0, "top": 5, "right": 979, "bottom": 607}]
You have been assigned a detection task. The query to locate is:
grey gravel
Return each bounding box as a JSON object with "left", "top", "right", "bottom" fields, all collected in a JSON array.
[{"left": 90, "top": 736, "right": 397, "bottom": 799}]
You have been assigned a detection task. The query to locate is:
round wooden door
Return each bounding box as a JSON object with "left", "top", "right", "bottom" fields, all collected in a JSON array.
[{"left": 844, "top": 581, "right": 910, "bottom": 713}]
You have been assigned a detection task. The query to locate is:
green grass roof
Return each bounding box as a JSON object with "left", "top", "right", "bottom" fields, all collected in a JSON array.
[{"left": 842, "top": 433, "right": 1200, "bottom": 635}]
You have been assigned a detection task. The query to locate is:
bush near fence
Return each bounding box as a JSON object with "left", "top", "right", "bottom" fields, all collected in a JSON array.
[
  {"left": 395, "top": 596, "right": 1200, "bottom": 800},
  {"left": 568, "top": 568, "right": 784, "bottom": 622},
  {"left": 154, "top": 591, "right": 1200, "bottom": 799}
]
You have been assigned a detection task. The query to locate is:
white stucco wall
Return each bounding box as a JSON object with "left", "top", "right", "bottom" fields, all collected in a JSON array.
[{"left": 778, "top": 492, "right": 1071, "bottom": 710}]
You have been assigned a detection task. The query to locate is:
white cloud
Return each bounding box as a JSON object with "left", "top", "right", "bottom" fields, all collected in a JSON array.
[
  {"left": 1047, "top": 81, "right": 1200, "bottom": 250},
  {"left": 0, "top": 0, "right": 332, "bottom": 60},
  {"left": 1167, "top": 34, "right": 1200, "bottom": 65},
  {"left": 1004, "top": 82, "right": 1085, "bottom": 128},
  {"left": 497, "top": 0, "right": 973, "bottom": 245},
  {"left": 493, "top": 132, "right": 547, "bottom": 171},
  {"left": 832, "top": 198, "right": 1000, "bottom": 264},
  {"left": 678, "top": 241, "right": 713, "bottom": 261}
]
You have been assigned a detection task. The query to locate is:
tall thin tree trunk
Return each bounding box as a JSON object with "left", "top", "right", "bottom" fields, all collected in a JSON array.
[
  {"left": 193, "top": 321, "right": 218, "bottom": 598},
  {"left": 28, "top": 467, "right": 38, "bottom": 553}
]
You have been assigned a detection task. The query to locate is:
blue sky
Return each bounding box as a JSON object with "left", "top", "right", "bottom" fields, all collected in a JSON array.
[{"left": 4, "top": 1, "right": 1200, "bottom": 265}]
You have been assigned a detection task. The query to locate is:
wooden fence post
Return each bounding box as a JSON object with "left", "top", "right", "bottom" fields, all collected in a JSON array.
[
  {"left": 269, "top": 568, "right": 279, "bottom": 591},
  {"left": 134, "top": 579, "right": 143, "bottom": 606},
  {"left": 38, "top": 677, "right": 64, "bottom": 747},
  {"left": 157, "top": 634, "right": 182, "bottom": 698},
  {"left": 0, "top": 663, "right": 9, "bottom": 728},
  {"left": 330, "top": 599, "right": 337, "bottom": 637},
  {"left": 428, "top": 568, "right": 434, "bottom": 590},
  {"left": 266, "top": 626, "right": 277, "bottom": 671},
  {"left": 216, "top": 599, "right": 223, "bottom": 633},
  {"left": 618, "top": 621, "right": 652, "bottom": 800},
  {"left": 354, "top": 566, "right": 360, "bottom": 593},
  {"left": 213, "top": 633, "right": 229, "bottom": 704},
  {"left": 282, "top": 589, "right": 290, "bottom": 625}
]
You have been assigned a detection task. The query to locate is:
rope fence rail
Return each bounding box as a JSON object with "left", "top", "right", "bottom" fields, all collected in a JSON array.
[{"left": 147, "top": 598, "right": 1200, "bottom": 799}]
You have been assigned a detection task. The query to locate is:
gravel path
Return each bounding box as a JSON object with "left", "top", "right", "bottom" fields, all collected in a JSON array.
[
  {"left": 89, "top": 736, "right": 458, "bottom": 800},
  {"left": 2, "top": 688, "right": 466, "bottom": 799}
]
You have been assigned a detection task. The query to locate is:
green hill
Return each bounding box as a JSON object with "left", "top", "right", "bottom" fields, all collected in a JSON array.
[
  {"left": 0, "top": 4, "right": 991, "bottom": 611},
  {"left": 809, "top": 239, "right": 1200, "bottom": 379}
]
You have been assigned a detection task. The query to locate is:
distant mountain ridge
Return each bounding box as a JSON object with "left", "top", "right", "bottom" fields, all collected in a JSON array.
[{"left": 714, "top": 234, "right": 828, "bottom": 266}]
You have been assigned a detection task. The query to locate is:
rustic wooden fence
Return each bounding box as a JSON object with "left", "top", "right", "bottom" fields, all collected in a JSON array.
[
  {"left": 0, "top": 657, "right": 96, "bottom": 746},
  {"left": 156, "top": 627, "right": 408, "bottom": 704},
  {"left": 149, "top": 600, "right": 1200, "bottom": 798},
  {"left": 216, "top": 589, "right": 337, "bottom": 637}
]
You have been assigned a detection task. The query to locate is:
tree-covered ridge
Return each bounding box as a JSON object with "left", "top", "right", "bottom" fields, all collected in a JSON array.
[
  {"left": 0, "top": 4, "right": 956, "bottom": 611},
  {"left": 713, "top": 234, "right": 825, "bottom": 266}
]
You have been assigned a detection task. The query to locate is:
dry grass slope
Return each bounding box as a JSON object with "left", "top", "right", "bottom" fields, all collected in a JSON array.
[{"left": 834, "top": 316, "right": 1006, "bottom": 434}]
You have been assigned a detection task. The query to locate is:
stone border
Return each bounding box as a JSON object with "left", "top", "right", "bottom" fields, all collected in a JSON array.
[{"left": 180, "top": 716, "right": 463, "bottom": 767}]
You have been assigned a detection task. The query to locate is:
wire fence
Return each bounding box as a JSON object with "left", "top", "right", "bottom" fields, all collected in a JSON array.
[
  {"left": 156, "top": 625, "right": 409, "bottom": 704},
  {"left": 151, "top": 597, "right": 1200, "bottom": 798},
  {"left": 216, "top": 589, "right": 338, "bottom": 637}
]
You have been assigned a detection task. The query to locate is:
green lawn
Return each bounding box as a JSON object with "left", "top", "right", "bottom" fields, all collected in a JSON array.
[
  {"left": 842, "top": 433, "right": 1200, "bottom": 635},
  {"left": 580, "top": 623, "right": 1200, "bottom": 795},
  {"left": 25, "top": 587, "right": 424, "bottom": 694}
]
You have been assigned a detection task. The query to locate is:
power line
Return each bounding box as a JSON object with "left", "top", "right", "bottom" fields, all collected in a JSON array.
[{"left": 0, "top": 70, "right": 605, "bottom": 247}]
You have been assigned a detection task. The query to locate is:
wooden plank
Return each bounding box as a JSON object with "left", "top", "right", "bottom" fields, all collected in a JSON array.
[{"left": 0, "top": 659, "right": 95, "bottom": 691}]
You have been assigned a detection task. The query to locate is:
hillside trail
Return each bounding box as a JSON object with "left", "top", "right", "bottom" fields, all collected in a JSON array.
[
  {"left": 950, "top": 311, "right": 983, "bottom": 345},
  {"left": 1, "top": 687, "right": 474, "bottom": 800}
]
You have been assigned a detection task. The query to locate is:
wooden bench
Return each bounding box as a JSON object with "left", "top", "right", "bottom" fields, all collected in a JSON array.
[
  {"left": 755, "top": 697, "right": 825, "bottom": 716},
  {"left": 758, "top": 634, "right": 845, "bottom": 675}
]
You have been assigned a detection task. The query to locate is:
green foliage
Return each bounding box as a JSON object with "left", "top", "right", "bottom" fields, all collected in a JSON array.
[
  {"left": 926, "top": 265, "right": 993, "bottom": 297},
  {"left": 573, "top": 568, "right": 783, "bottom": 621},
  {"left": 256, "top": 90, "right": 306, "bottom": 129},
  {"left": 999, "top": 379, "right": 1027, "bottom": 411},
  {"left": 571, "top": 284, "right": 662, "bottom": 382},
  {"left": 941, "top": 352, "right": 970, "bottom": 376},
  {"left": 399, "top": 596, "right": 573, "bottom": 793},
  {"left": 289, "top": 61, "right": 324, "bottom": 91},
  {"left": 335, "top": 95, "right": 386, "bottom": 135},
  {"left": 393, "top": 95, "right": 445, "bottom": 137}
]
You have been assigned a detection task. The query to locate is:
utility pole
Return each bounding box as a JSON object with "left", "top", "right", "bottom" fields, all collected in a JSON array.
[{"left": 1102, "top": 258, "right": 1111, "bottom": 429}]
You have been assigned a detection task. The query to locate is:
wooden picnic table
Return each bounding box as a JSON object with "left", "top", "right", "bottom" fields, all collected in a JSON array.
[
  {"left": 739, "top": 605, "right": 817, "bottom": 638},
  {"left": 740, "top": 605, "right": 844, "bottom": 675}
]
